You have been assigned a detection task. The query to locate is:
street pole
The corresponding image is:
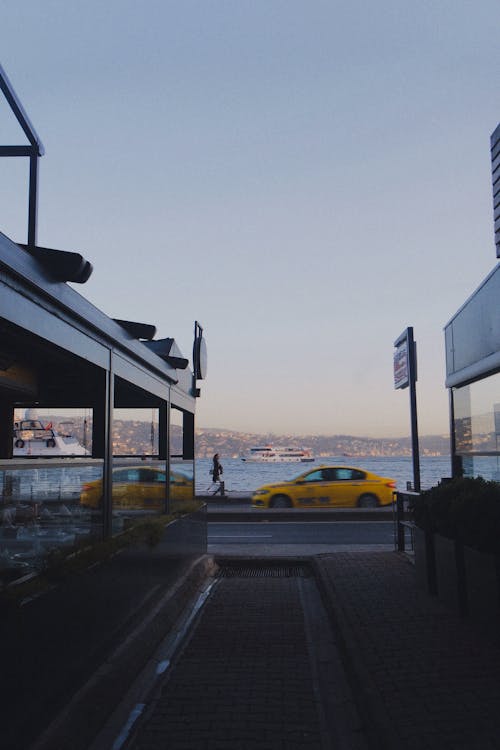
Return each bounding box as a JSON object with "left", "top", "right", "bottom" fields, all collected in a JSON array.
[
  {"left": 394, "top": 326, "right": 421, "bottom": 492},
  {"left": 407, "top": 328, "right": 421, "bottom": 492}
]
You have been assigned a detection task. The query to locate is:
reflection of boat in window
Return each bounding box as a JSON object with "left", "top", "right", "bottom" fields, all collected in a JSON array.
[
  {"left": 14, "top": 419, "right": 57, "bottom": 449},
  {"left": 13, "top": 410, "right": 89, "bottom": 456},
  {"left": 241, "top": 446, "right": 315, "bottom": 463}
]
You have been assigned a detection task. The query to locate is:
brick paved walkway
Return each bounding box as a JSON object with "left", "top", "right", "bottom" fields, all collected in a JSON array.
[
  {"left": 90, "top": 550, "right": 500, "bottom": 750},
  {"left": 129, "top": 576, "right": 325, "bottom": 750},
  {"left": 315, "top": 551, "right": 500, "bottom": 750}
]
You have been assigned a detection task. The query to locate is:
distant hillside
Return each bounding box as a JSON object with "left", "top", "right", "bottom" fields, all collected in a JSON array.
[
  {"left": 195, "top": 428, "right": 450, "bottom": 458},
  {"left": 34, "top": 415, "right": 450, "bottom": 457}
]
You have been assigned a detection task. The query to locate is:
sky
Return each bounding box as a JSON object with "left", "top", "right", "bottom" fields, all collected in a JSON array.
[{"left": 1, "top": 1, "right": 499, "bottom": 438}]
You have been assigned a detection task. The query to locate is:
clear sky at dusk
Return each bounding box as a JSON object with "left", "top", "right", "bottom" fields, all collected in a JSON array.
[{"left": 1, "top": 2, "right": 499, "bottom": 438}]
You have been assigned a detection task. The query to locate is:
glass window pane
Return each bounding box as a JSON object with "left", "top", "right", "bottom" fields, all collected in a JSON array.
[
  {"left": 170, "top": 459, "right": 194, "bottom": 511},
  {"left": 112, "top": 408, "right": 159, "bottom": 456},
  {"left": 170, "top": 407, "right": 183, "bottom": 458},
  {"left": 1, "top": 458, "right": 103, "bottom": 585},
  {"left": 453, "top": 373, "right": 500, "bottom": 479}
]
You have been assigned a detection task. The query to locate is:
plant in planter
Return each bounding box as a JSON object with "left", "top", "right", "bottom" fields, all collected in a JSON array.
[
  {"left": 412, "top": 477, "right": 500, "bottom": 623},
  {"left": 449, "top": 479, "right": 500, "bottom": 633},
  {"left": 450, "top": 479, "right": 500, "bottom": 553},
  {"left": 412, "top": 477, "right": 500, "bottom": 551},
  {"left": 411, "top": 480, "right": 462, "bottom": 599}
]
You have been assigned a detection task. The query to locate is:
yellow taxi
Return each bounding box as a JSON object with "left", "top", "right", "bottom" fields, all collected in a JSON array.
[
  {"left": 251, "top": 466, "right": 396, "bottom": 509},
  {"left": 80, "top": 465, "right": 194, "bottom": 511}
]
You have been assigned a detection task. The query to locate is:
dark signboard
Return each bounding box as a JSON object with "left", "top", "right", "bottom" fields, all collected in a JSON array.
[{"left": 394, "top": 337, "right": 409, "bottom": 390}]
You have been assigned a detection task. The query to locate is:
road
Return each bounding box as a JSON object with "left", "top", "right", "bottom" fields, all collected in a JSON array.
[{"left": 208, "top": 519, "right": 394, "bottom": 555}]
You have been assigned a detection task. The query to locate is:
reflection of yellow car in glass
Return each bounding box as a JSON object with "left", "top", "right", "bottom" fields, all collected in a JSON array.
[
  {"left": 80, "top": 466, "right": 193, "bottom": 511},
  {"left": 252, "top": 466, "right": 396, "bottom": 509}
]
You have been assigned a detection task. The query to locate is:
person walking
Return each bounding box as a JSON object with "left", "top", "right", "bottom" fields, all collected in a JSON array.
[{"left": 211, "top": 453, "right": 224, "bottom": 495}]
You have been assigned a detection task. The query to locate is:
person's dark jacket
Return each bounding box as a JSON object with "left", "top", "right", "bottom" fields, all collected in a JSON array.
[{"left": 212, "top": 457, "right": 223, "bottom": 482}]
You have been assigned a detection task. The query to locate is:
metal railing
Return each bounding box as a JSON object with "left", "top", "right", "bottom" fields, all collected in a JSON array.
[{"left": 393, "top": 490, "right": 420, "bottom": 556}]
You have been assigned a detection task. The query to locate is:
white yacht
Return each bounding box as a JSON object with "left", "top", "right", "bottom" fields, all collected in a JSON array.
[
  {"left": 13, "top": 411, "right": 90, "bottom": 457},
  {"left": 241, "top": 446, "right": 314, "bottom": 463}
]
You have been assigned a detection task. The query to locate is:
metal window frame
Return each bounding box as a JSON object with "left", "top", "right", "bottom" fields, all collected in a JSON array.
[{"left": 0, "top": 63, "right": 44, "bottom": 250}]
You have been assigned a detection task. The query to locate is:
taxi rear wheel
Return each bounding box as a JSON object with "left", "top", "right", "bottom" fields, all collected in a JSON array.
[
  {"left": 358, "top": 494, "right": 379, "bottom": 508},
  {"left": 270, "top": 494, "right": 292, "bottom": 508}
]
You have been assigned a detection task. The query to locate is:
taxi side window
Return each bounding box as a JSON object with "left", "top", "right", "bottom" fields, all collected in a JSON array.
[
  {"left": 140, "top": 469, "right": 166, "bottom": 483},
  {"left": 335, "top": 469, "right": 354, "bottom": 481},
  {"left": 113, "top": 469, "right": 139, "bottom": 482},
  {"left": 302, "top": 470, "right": 324, "bottom": 482},
  {"left": 322, "top": 468, "right": 338, "bottom": 481},
  {"left": 351, "top": 469, "right": 366, "bottom": 480}
]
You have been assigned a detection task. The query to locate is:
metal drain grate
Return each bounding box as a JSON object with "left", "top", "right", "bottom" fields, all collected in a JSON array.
[{"left": 217, "top": 563, "right": 311, "bottom": 578}]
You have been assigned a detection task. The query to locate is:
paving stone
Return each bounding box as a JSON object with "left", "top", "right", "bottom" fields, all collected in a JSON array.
[
  {"left": 92, "top": 549, "right": 500, "bottom": 750},
  {"left": 129, "top": 577, "right": 325, "bottom": 750},
  {"left": 315, "top": 551, "right": 500, "bottom": 749}
]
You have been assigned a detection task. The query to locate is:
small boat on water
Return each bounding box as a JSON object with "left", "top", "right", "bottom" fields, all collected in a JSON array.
[{"left": 241, "top": 446, "right": 315, "bottom": 463}]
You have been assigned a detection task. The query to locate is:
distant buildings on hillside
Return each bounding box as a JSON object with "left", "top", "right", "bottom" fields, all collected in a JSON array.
[
  {"left": 195, "top": 430, "right": 450, "bottom": 458},
  {"left": 33, "top": 416, "right": 452, "bottom": 457}
]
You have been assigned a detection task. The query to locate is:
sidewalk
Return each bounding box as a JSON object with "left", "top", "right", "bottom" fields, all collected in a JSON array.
[
  {"left": 13, "top": 548, "right": 500, "bottom": 749},
  {"left": 315, "top": 551, "right": 500, "bottom": 749},
  {"left": 127, "top": 569, "right": 330, "bottom": 750},
  {"left": 106, "top": 551, "right": 500, "bottom": 750}
]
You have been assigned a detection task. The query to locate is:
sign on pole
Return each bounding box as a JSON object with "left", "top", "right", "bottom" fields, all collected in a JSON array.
[
  {"left": 394, "top": 327, "right": 420, "bottom": 492},
  {"left": 393, "top": 336, "right": 410, "bottom": 390}
]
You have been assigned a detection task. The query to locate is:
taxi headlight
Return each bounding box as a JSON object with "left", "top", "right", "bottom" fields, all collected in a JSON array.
[{"left": 253, "top": 489, "right": 270, "bottom": 496}]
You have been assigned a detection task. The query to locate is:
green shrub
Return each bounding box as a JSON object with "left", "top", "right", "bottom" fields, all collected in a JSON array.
[{"left": 412, "top": 477, "right": 500, "bottom": 553}]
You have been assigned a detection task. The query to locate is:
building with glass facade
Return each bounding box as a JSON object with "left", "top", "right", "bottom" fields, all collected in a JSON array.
[
  {"left": 445, "top": 122, "right": 500, "bottom": 479},
  {"left": 0, "top": 66, "right": 205, "bottom": 587},
  {"left": 0, "top": 228, "right": 206, "bottom": 586}
]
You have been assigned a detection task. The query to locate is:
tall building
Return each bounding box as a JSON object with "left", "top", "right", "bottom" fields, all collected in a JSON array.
[{"left": 445, "top": 122, "right": 500, "bottom": 478}]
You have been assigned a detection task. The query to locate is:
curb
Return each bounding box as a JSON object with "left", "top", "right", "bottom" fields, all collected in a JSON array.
[
  {"left": 312, "top": 556, "right": 401, "bottom": 750},
  {"left": 30, "top": 555, "right": 217, "bottom": 750},
  {"left": 197, "top": 494, "right": 251, "bottom": 503},
  {"left": 207, "top": 508, "right": 394, "bottom": 522}
]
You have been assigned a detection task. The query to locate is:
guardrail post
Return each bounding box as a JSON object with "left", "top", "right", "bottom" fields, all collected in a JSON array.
[{"left": 396, "top": 492, "right": 405, "bottom": 551}]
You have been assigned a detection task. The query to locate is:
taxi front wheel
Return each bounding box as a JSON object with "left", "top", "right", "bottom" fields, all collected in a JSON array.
[
  {"left": 358, "top": 494, "right": 379, "bottom": 508},
  {"left": 270, "top": 494, "right": 291, "bottom": 508}
]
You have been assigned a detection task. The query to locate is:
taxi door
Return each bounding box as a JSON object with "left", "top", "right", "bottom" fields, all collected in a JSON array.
[
  {"left": 111, "top": 468, "right": 140, "bottom": 509},
  {"left": 294, "top": 469, "right": 333, "bottom": 507},
  {"left": 328, "top": 468, "right": 361, "bottom": 507},
  {"left": 139, "top": 467, "right": 166, "bottom": 510}
]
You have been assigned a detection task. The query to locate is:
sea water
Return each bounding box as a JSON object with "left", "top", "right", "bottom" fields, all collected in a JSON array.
[
  {"left": 1, "top": 455, "right": 454, "bottom": 499},
  {"left": 195, "top": 455, "right": 453, "bottom": 494}
]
